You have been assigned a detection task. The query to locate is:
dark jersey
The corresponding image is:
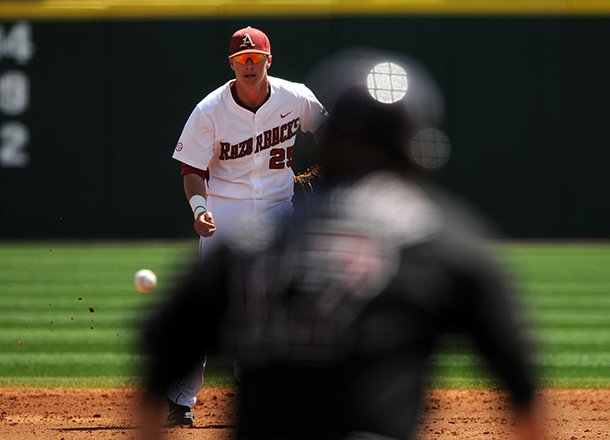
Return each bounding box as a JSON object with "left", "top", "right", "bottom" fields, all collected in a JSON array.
[{"left": 142, "top": 171, "right": 537, "bottom": 440}]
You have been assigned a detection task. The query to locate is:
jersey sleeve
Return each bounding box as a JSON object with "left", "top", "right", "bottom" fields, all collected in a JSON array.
[
  {"left": 172, "top": 105, "right": 215, "bottom": 170},
  {"left": 298, "top": 84, "right": 328, "bottom": 134}
]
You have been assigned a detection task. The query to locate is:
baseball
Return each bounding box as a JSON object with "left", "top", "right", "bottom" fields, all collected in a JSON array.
[{"left": 134, "top": 269, "right": 157, "bottom": 293}]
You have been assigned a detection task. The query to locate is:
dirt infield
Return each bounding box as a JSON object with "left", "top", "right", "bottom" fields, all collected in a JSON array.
[{"left": 0, "top": 387, "right": 608, "bottom": 439}]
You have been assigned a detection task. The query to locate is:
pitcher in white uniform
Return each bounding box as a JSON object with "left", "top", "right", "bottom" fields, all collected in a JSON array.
[{"left": 167, "top": 26, "right": 327, "bottom": 426}]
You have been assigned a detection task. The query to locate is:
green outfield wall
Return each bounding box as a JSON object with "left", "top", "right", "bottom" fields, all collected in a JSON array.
[{"left": 0, "top": 6, "right": 608, "bottom": 238}]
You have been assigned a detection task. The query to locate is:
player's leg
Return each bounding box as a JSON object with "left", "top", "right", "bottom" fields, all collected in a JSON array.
[
  {"left": 165, "top": 198, "right": 291, "bottom": 425},
  {"left": 166, "top": 356, "right": 206, "bottom": 426},
  {"left": 229, "top": 198, "right": 292, "bottom": 386},
  {"left": 167, "top": 361, "right": 205, "bottom": 408},
  {"left": 165, "top": 196, "right": 243, "bottom": 425}
]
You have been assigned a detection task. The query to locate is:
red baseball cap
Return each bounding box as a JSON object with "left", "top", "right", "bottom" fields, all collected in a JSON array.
[{"left": 228, "top": 26, "right": 271, "bottom": 58}]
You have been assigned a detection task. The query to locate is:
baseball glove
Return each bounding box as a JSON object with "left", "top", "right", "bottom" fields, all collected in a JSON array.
[{"left": 293, "top": 165, "right": 323, "bottom": 194}]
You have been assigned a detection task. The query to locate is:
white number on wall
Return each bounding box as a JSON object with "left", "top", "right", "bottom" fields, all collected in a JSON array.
[
  {"left": 0, "top": 122, "right": 29, "bottom": 167},
  {"left": 0, "top": 22, "right": 34, "bottom": 64},
  {"left": 0, "top": 70, "right": 29, "bottom": 115}
]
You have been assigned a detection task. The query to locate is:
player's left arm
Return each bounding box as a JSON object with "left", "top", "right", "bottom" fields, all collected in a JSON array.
[
  {"left": 298, "top": 84, "right": 328, "bottom": 134},
  {"left": 292, "top": 85, "right": 328, "bottom": 192},
  {"left": 455, "top": 241, "right": 540, "bottom": 405}
]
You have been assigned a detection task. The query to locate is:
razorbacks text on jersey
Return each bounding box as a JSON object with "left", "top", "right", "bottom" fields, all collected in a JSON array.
[{"left": 173, "top": 76, "right": 327, "bottom": 201}]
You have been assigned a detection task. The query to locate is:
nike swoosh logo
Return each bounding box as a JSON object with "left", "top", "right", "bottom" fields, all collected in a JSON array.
[{"left": 280, "top": 111, "right": 293, "bottom": 119}]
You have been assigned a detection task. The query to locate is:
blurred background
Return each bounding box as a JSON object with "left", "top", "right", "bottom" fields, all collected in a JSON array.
[{"left": 0, "top": 0, "right": 608, "bottom": 239}]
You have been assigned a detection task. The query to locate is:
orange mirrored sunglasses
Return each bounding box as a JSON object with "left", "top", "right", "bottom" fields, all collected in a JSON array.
[{"left": 232, "top": 53, "right": 267, "bottom": 65}]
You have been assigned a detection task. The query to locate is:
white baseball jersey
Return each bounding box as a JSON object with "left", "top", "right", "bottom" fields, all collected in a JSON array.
[{"left": 173, "top": 76, "right": 327, "bottom": 201}]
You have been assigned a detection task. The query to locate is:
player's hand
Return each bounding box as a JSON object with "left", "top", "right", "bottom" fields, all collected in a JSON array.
[{"left": 194, "top": 211, "right": 216, "bottom": 237}]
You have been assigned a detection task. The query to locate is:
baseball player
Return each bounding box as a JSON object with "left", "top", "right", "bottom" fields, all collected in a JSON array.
[{"left": 166, "top": 26, "right": 327, "bottom": 426}]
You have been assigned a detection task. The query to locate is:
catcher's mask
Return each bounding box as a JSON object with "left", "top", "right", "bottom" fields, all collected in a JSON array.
[{"left": 309, "top": 48, "right": 449, "bottom": 173}]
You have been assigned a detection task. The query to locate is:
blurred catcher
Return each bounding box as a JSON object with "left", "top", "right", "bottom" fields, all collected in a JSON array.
[{"left": 141, "top": 48, "right": 543, "bottom": 440}]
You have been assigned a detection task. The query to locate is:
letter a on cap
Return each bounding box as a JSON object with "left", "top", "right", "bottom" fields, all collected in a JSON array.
[{"left": 240, "top": 33, "right": 255, "bottom": 49}]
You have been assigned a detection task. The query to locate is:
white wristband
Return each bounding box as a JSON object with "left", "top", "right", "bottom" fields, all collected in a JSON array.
[{"left": 189, "top": 195, "right": 207, "bottom": 220}]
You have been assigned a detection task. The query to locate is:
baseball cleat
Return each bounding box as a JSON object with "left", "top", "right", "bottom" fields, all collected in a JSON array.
[{"left": 166, "top": 398, "right": 195, "bottom": 427}]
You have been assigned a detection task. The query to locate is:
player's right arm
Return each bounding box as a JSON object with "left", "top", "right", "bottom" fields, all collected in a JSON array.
[
  {"left": 173, "top": 103, "right": 217, "bottom": 238},
  {"left": 183, "top": 170, "right": 216, "bottom": 238}
]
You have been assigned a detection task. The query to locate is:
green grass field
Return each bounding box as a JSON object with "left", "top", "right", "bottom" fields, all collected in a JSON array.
[{"left": 0, "top": 241, "right": 609, "bottom": 388}]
